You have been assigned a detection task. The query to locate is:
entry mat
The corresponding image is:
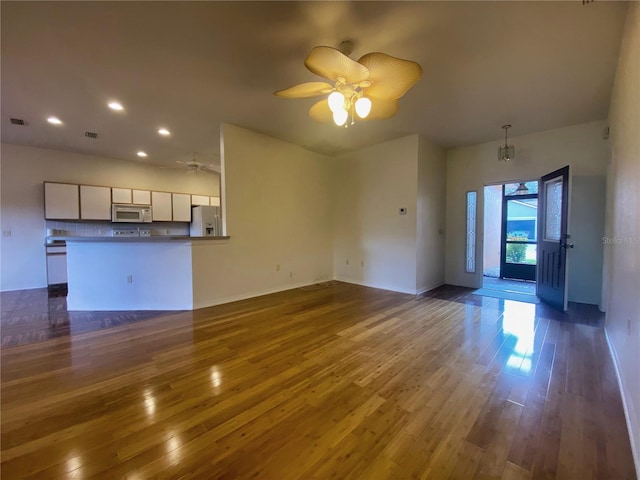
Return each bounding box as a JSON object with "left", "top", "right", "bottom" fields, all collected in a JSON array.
[{"left": 473, "top": 288, "right": 541, "bottom": 304}]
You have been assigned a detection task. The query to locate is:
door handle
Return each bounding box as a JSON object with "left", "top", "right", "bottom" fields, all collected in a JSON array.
[
  {"left": 560, "top": 233, "right": 574, "bottom": 249},
  {"left": 557, "top": 235, "right": 574, "bottom": 269}
]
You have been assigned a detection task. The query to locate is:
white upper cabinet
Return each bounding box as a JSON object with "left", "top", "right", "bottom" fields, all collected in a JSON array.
[
  {"left": 191, "top": 194, "right": 209, "bottom": 206},
  {"left": 210, "top": 196, "right": 220, "bottom": 207},
  {"left": 132, "top": 189, "right": 151, "bottom": 205},
  {"left": 172, "top": 193, "right": 192, "bottom": 222},
  {"left": 44, "top": 182, "right": 79, "bottom": 220},
  {"left": 151, "top": 191, "right": 172, "bottom": 221},
  {"left": 80, "top": 185, "right": 111, "bottom": 220},
  {"left": 44, "top": 181, "right": 208, "bottom": 223},
  {"left": 112, "top": 187, "right": 132, "bottom": 204}
]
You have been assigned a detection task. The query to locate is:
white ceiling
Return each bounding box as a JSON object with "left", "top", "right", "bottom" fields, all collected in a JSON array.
[{"left": 0, "top": 1, "right": 628, "bottom": 167}]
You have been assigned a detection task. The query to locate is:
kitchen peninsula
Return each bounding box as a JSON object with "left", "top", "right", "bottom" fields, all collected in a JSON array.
[{"left": 57, "top": 235, "right": 229, "bottom": 311}]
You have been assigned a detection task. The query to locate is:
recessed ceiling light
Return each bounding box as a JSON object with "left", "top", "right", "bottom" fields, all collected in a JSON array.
[
  {"left": 158, "top": 128, "right": 171, "bottom": 136},
  {"left": 108, "top": 101, "right": 124, "bottom": 111},
  {"left": 137, "top": 151, "right": 148, "bottom": 158},
  {"left": 47, "top": 116, "right": 62, "bottom": 125}
]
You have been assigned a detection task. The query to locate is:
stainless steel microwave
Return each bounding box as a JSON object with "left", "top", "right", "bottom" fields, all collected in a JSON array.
[{"left": 111, "top": 204, "right": 152, "bottom": 223}]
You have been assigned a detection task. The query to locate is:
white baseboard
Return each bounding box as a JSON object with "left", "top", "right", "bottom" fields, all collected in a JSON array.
[
  {"left": 416, "top": 282, "right": 445, "bottom": 295},
  {"left": 605, "top": 329, "right": 640, "bottom": 477},
  {"left": 193, "top": 278, "right": 445, "bottom": 311},
  {"left": 66, "top": 279, "right": 333, "bottom": 311},
  {"left": 0, "top": 283, "right": 48, "bottom": 293},
  {"left": 333, "top": 276, "right": 417, "bottom": 295},
  {"left": 192, "top": 280, "right": 320, "bottom": 310},
  {"left": 67, "top": 296, "right": 192, "bottom": 311}
]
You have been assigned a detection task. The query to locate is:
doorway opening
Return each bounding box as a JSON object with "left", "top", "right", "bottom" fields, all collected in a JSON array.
[{"left": 482, "top": 181, "right": 539, "bottom": 299}]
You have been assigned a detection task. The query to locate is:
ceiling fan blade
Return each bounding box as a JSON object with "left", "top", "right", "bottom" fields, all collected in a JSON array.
[
  {"left": 274, "top": 81, "right": 333, "bottom": 98},
  {"left": 308, "top": 99, "right": 333, "bottom": 123},
  {"left": 361, "top": 98, "right": 399, "bottom": 120},
  {"left": 305, "top": 46, "right": 370, "bottom": 84},
  {"left": 357, "top": 52, "right": 422, "bottom": 99}
]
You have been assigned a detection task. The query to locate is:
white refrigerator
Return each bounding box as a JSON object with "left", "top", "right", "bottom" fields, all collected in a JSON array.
[{"left": 190, "top": 205, "right": 221, "bottom": 237}]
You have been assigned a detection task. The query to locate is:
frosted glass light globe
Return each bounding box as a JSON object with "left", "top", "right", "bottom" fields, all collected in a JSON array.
[
  {"left": 355, "top": 97, "right": 372, "bottom": 118},
  {"left": 328, "top": 92, "right": 345, "bottom": 113},
  {"left": 333, "top": 108, "right": 348, "bottom": 126}
]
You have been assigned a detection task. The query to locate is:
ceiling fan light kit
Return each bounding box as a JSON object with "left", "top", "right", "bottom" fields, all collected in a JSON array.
[{"left": 275, "top": 45, "right": 422, "bottom": 127}]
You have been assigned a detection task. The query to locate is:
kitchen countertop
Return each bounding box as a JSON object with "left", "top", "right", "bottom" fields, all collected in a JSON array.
[
  {"left": 46, "top": 235, "right": 230, "bottom": 243},
  {"left": 45, "top": 240, "right": 67, "bottom": 246}
]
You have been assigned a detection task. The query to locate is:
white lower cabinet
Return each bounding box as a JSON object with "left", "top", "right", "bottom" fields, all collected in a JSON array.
[{"left": 46, "top": 246, "right": 67, "bottom": 285}]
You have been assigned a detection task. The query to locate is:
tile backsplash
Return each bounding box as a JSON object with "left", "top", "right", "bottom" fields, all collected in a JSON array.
[{"left": 45, "top": 220, "right": 189, "bottom": 237}]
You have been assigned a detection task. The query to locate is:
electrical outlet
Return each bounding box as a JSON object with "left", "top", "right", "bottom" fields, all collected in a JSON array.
[
  {"left": 276, "top": 264, "right": 280, "bottom": 271},
  {"left": 346, "top": 259, "right": 349, "bottom": 265},
  {"left": 361, "top": 260, "right": 364, "bottom": 267},
  {"left": 127, "top": 274, "right": 133, "bottom": 284},
  {"left": 627, "top": 317, "right": 632, "bottom": 336},
  {"left": 399, "top": 208, "right": 407, "bottom": 215},
  {"left": 289, "top": 272, "right": 293, "bottom": 278}
]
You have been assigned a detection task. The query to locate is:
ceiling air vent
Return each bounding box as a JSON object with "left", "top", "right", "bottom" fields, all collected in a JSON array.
[
  {"left": 84, "top": 131, "right": 98, "bottom": 139},
  {"left": 10, "top": 118, "right": 26, "bottom": 126}
]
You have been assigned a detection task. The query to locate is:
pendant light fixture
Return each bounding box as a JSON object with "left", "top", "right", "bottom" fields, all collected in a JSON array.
[
  {"left": 514, "top": 182, "right": 529, "bottom": 195},
  {"left": 498, "top": 124, "right": 515, "bottom": 162}
]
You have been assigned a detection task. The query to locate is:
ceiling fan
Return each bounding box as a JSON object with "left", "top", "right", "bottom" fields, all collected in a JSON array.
[
  {"left": 274, "top": 42, "right": 422, "bottom": 127},
  {"left": 173, "top": 154, "right": 220, "bottom": 174}
]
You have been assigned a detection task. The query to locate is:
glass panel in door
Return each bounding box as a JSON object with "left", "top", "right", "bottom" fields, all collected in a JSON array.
[
  {"left": 505, "top": 198, "right": 538, "bottom": 266},
  {"left": 500, "top": 185, "right": 538, "bottom": 281}
]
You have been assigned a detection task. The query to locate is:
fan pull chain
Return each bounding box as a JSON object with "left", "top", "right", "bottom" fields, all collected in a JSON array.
[{"left": 349, "top": 96, "right": 355, "bottom": 127}]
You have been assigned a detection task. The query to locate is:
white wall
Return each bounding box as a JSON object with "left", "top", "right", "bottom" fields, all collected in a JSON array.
[
  {"left": 605, "top": 2, "right": 640, "bottom": 472},
  {"left": 2, "top": 128, "right": 445, "bottom": 303},
  {"left": 0, "top": 143, "right": 219, "bottom": 291},
  {"left": 416, "top": 136, "right": 446, "bottom": 293},
  {"left": 332, "top": 135, "right": 419, "bottom": 294},
  {"left": 331, "top": 134, "right": 446, "bottom": 295},
  {"left": 191, "top": 124, "right": 334, "bottom": 308},
  {"left": 445, "top": 120, "right": 610, "bottom": 289},
  {"left": 568, "top": 175, "right": 605, "bottom": 305}
]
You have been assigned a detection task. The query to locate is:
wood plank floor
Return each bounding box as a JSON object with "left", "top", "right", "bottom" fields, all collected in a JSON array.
[
  {"left": 1, "top": 282, "right": 636, "bottom": 479},
  {"left": 0, "top": 287, "right": 179, "bottom": 347}
]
